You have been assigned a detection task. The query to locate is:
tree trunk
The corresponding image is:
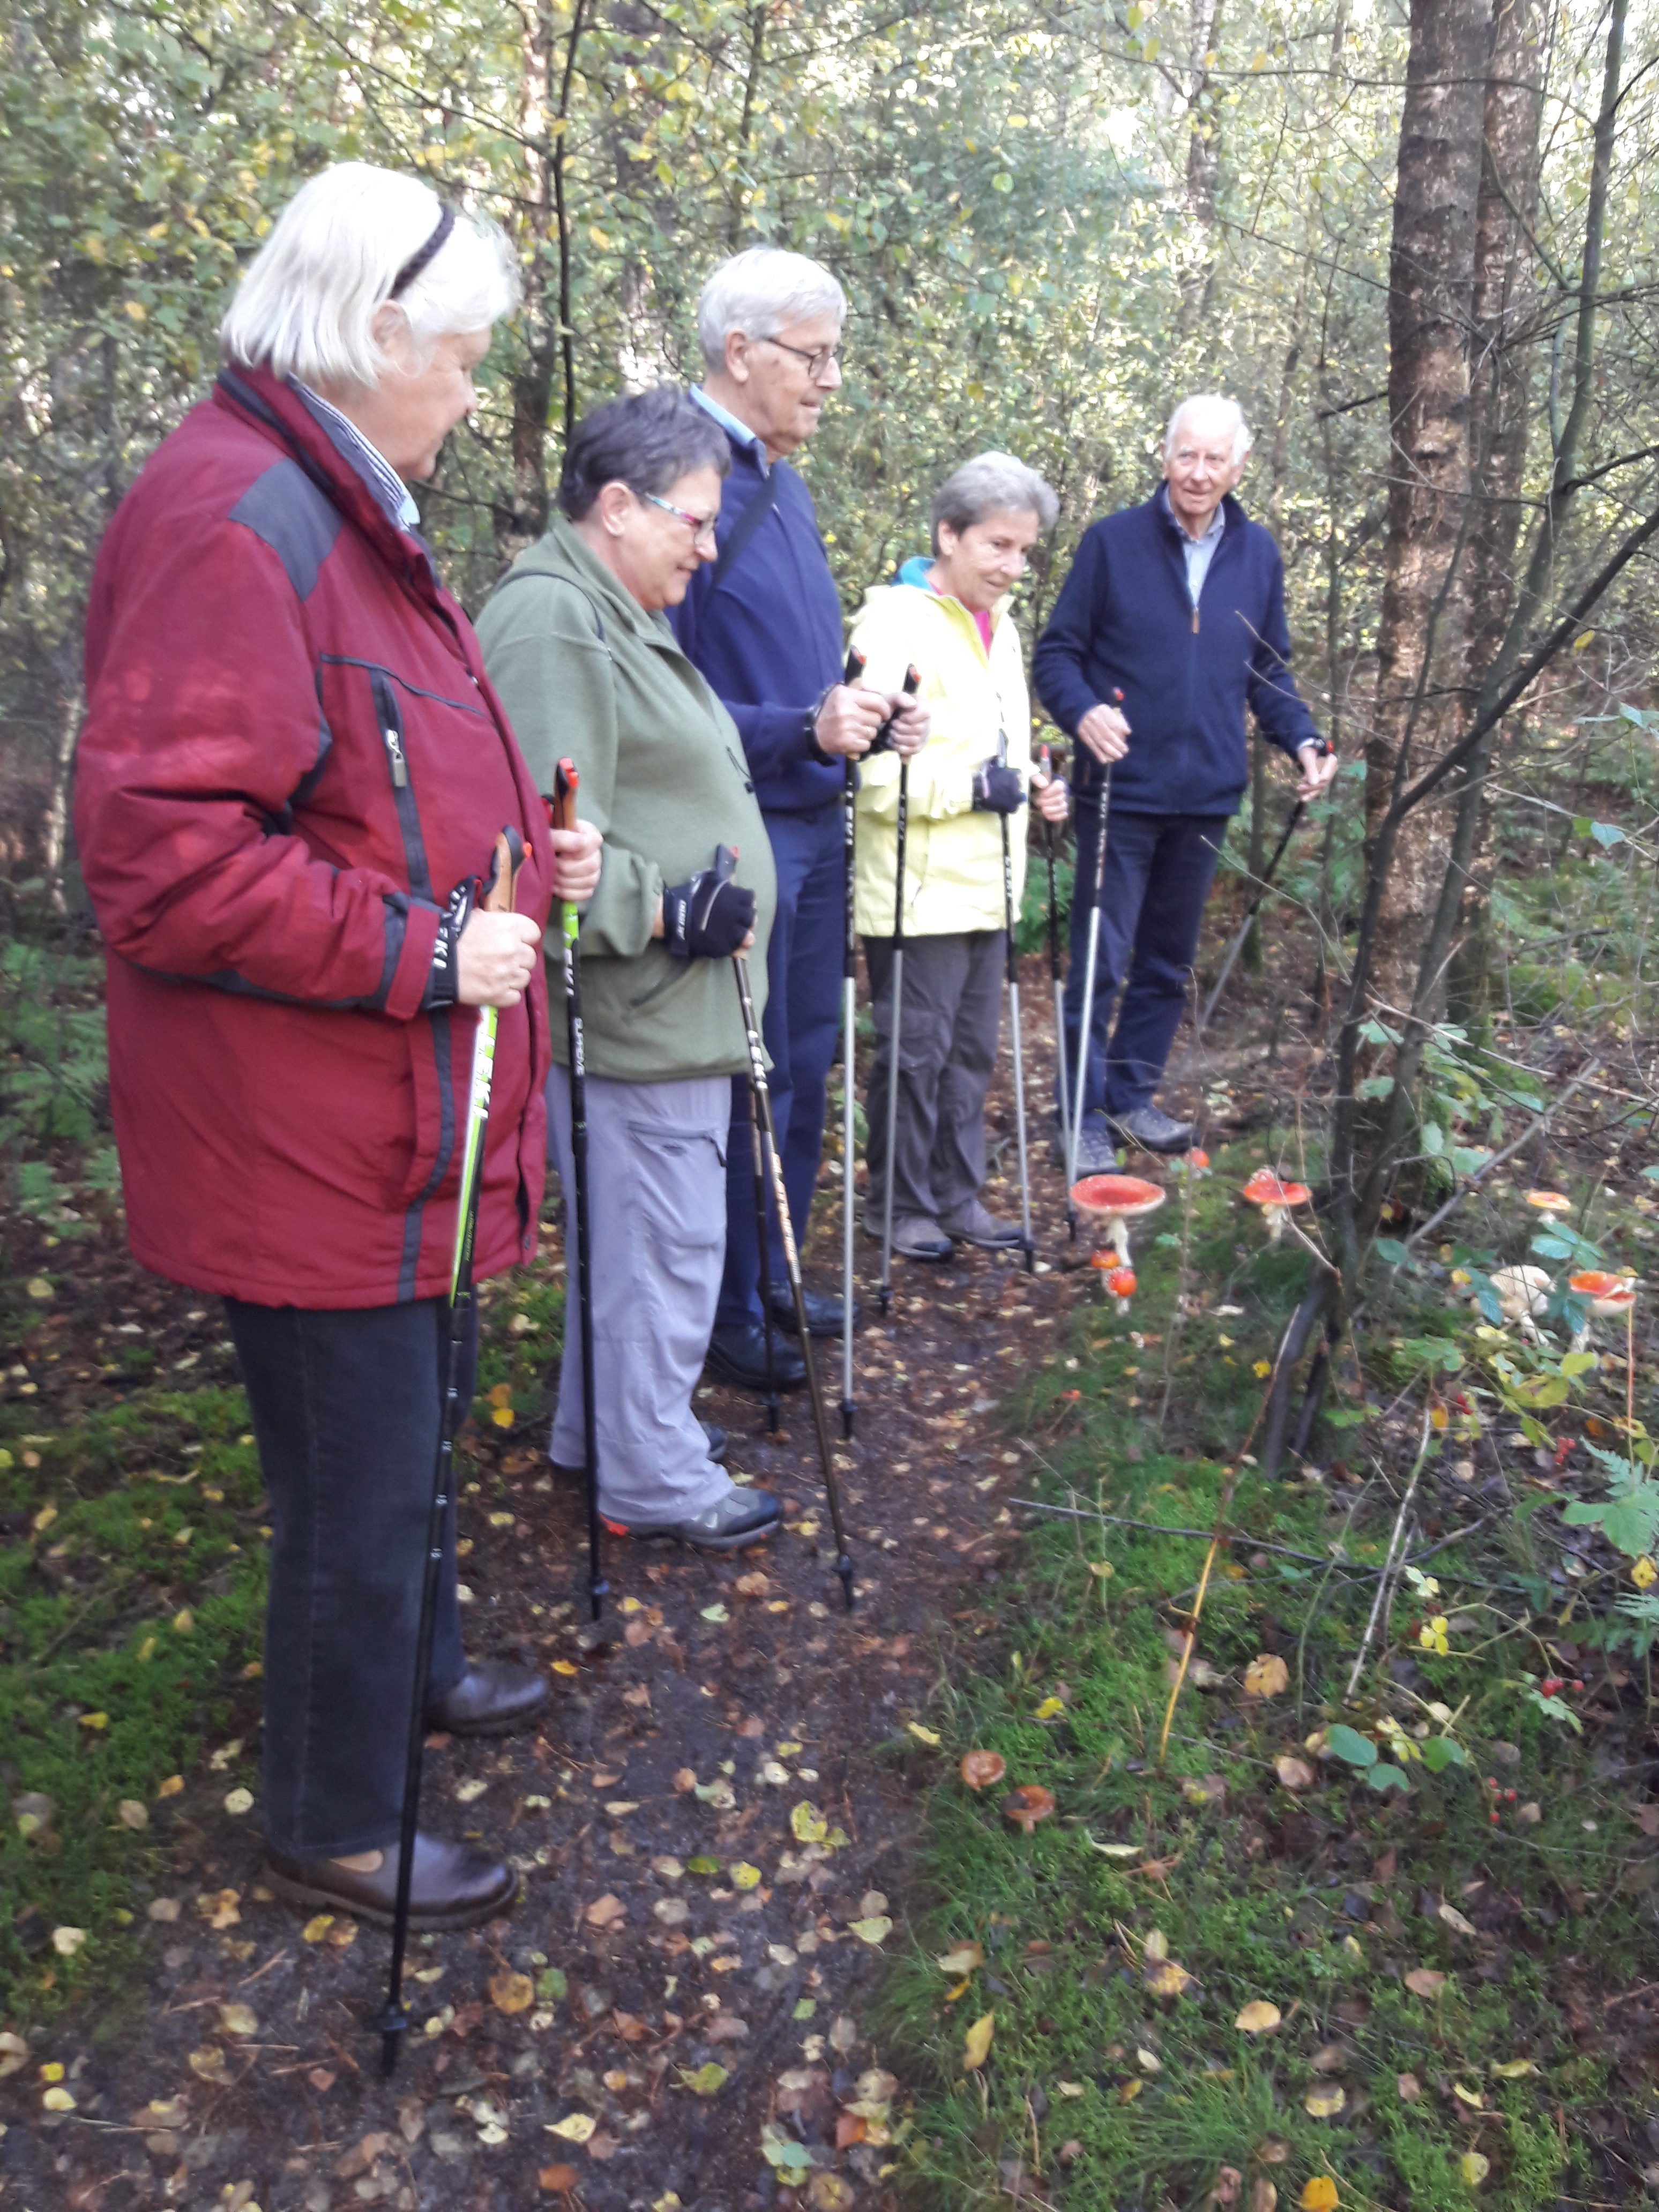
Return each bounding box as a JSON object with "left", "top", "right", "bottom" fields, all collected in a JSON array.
[
  {"left": 1177, "top": 0, "right": 1223, "bottom": 334},
  {"left": 1445, "top": 0, "right": 1545, "bottom": 1028},
  {"left": 1364, "top": 0, "right": 1493, "bottom": 1009}
]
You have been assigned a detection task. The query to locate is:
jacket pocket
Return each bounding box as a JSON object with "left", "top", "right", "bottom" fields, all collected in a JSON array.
[
  {"left": 367, "top": 668, "right": 437, "bottom": 902},
  {"left": 386, "top": 1005, "right": 458, "bottom": 1214}
]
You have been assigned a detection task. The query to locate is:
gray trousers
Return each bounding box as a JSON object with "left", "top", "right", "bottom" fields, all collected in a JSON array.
[
  {"left": 862, "top": 929, "right": 1005, "bottom": 1222},
  {"left": 547, "top": 1067, "right": 734, "bottom": 1526}
]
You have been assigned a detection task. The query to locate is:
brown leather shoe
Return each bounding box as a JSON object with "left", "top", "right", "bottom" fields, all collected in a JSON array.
[
  {"left": 265, "top": 1832, "right": 517, "bottom": 1931},
  {"left": 424, "top": 1660, "right": 549, "bottom": 1738}
]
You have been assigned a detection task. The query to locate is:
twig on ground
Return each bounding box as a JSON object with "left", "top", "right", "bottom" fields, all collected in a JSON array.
[{"left": 1344, "top": 1407, "right": 1431, "bottom": 1701}]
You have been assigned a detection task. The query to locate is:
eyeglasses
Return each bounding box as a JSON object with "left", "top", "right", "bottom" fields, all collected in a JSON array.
[
  {"left": 640, "top": 491, "right": 719, "bottom": 546},
  {"left": 757, "top": 335, "right": 844, "bottom": 380}
]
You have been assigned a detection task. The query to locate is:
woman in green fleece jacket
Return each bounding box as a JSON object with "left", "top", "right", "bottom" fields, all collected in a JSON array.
[{"left": 477, "top": 386, "right": 779, "bottom": 1552}]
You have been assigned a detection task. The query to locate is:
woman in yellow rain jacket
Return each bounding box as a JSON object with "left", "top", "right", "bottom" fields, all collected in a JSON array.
[{"left": 850, "top": 452, "right": 1070, "bottom": 1261}]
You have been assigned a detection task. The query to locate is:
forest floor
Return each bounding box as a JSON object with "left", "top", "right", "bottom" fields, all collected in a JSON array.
[{"left": 4, "top": 945, "right": 1659, "bottom": 2212}]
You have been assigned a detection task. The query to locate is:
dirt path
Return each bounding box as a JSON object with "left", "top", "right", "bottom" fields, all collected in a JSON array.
[{"left": 6, "top": 954, "right": 1199, "bottom": 2212}]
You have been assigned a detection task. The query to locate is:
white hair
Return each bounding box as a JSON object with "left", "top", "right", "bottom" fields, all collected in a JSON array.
[
  {"left": 932, "top": 451, "right": 1058, "bottom": 552},
  {"left": 1163, "top": 393, "right": 1253, "bottom": 465},
  {"left": 221, "top": 162, "right": 520, "bottom": 390},
  {"left": 696, "top": 246, "right": 847, "bottom": 370}
]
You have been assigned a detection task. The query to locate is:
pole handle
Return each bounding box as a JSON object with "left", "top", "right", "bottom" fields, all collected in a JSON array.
[
  {"left": 547, "top": 758, "right": 580, "bottom": 835},
  {"left": 482, "top": 825, "right": 524, "bottom": 916}
]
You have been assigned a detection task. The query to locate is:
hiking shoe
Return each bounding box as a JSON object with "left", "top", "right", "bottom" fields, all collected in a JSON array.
[
  {"left": 603, "top": 1485, "right": 782, "bottom": 1553},
  {"left": 704, "top": 1324, "right": 806, "bottom": 1393},
  {"left": 1055, "top": 1118, "right": 1117, "bottom": 1176},
  {"left": 889, "top": 1214, "right": 955, "bottom": 1261},
  {"left": 425, "top": 1660, "right": 549, "bottom": 1738},
  {"left": 769, "top": 1285, "right": 858, "bottom": 1337},
  {"left": 938, "top": 1198, "right": 1026, "bottom": 1250},
  {"left": 1109, "top": 1104, "right": 1194, "bottom": 1155},
  {"left": 266, "top": 1833, "right": 516, "bottom": 1932}
]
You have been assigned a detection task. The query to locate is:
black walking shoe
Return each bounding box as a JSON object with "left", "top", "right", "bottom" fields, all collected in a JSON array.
[
  {"left": 769, "top": 1286, "right": 858, "bottom": 1338},
  {"left": 425, "top": 1660, "right": 549, "bottom": 1738},
  {"left": 266, "top": 1833, "right": 517, "bottom": 1932},
  {"left": 704, "top": 1324, "right": 806, "bottom": 1393},
  {"left": 602, "top": 1486, "right": 782, "bottom": 1553},
  {"left": 1109, "top": 1104, "right": 1194, "bottom": 1155}
]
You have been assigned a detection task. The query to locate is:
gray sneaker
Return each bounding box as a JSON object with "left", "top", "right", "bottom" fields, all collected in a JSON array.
[
  {"left": 604, "top": 1485, "right": 781, "bottom": 1553},
  {"left": 938, "top": 1197, "right": 1026, "bottom": 1250},
  {"left": 891, "top": 1214, "right": 955, "bottom": 1261},
  {"left": 1110, "top": 1104, "right": 1194, "bottom": 1155},
  {"left": 1053, "top": 1119, "right": 1117, "bottom": 1175}
]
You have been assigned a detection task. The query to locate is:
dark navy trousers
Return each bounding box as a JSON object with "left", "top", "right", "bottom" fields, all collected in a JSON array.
[
  {"left": 716, "top": 801, "right": 844, "bottom": 1331},
  {"left": 1059, "top": 803, "right": 1229, "bottom": 1124},
  {"left": 224, "top": 1295, "right": 473, "bottom": 1859}
]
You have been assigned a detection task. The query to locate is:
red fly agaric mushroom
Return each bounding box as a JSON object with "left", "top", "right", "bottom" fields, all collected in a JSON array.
[
  {"left": 1525, "top": 1189, "right": 1573, "bottom": 1217},
  {"left": 1240, "top": 1168, "right": 1311, "bottom": 1244},
  {"left": 1569, "top": 1269, "right": 1635, "bottom": 1318},
  {"left": 1070, "top": 1173, "right": 1165, "bottom": 1264}
]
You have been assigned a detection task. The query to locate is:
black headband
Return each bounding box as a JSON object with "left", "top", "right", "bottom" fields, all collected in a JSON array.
[{"left": 389, "top": 205, "right": 455, "bottom": 299}]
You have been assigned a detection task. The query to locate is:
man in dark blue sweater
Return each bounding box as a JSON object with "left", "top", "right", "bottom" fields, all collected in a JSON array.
[
  {"left": 1032, "top": 395, "right": 1335, "bottom": 1165},
  {"left": 671, "top": 247, "right": 926, "bottom": 1392}
]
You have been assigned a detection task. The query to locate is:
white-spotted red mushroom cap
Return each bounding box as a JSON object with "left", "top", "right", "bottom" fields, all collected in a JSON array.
[
  {"left": 1570, "top": 1269, "right": 1637, "bottom": 1316},
  {"left": 1240, "top": 1169, "right": 1311, "bottom": 1209},
  {"left": 1524, "top": 1190, "right": 1573, "bottom": 1214},
  {"left": 1070, "top": 1174, "right": 1166, "bottom": 1222}
]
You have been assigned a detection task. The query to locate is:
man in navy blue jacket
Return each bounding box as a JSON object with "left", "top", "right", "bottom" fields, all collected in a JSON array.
[
  {"left": 671, "top": 246, "right": 926, "bottom": 1393},
  {"left": 1032, "top": 395, "right": 1336, "bottom": 1164}
]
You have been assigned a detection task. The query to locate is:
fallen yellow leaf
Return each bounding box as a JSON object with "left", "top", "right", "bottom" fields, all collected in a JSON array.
[
  {"left": 1404, "top": 1967, "right": 1446, "bottom": 1998},
  {"left": 219, "top": 2004, "right": 257, "bottom": 2037},
  {"left": 545, "top": 2112, "right": 595, "bottom": 2142},
  {"left": 1234, "top": 2000, "right": 1281, "bottom": 2034},
  {"left": 1274, "top": 1755, "right": 1315, "bottom": 1790},
  {"left": 489, "top": 1971, "right": 534, "bottom": 2014},
  {"left": 906, "top": 1723, "right": 941, "bottom": 1745},
  {"left": 1243, "top": 1653, "right": 1290, "bottom": 1698},
  {"left": 962, "top": 2012, "right": 995, "bottom": 2071},
  {"left": 41, "top": 2086, "right": 76, "bottom": 2112},
  {"left": 936, "top": 1942, "right": 985, "bottom": 1974},
  {"left": 1303, "top": 2084, "right": 1346, "bottom": 2118},
  {"left": 301, "top": 1915, "right": 335, "bottom": 1942},
  {"left": 1299, "top": 2181, "right": 1340, "bottom": 2212},
  {"left": 1460, "top": 2151, "right": 1490, "bottom": 2187},
  {"left": 1490, "top": 2057, "right": 1536, "bottom": 2078}
]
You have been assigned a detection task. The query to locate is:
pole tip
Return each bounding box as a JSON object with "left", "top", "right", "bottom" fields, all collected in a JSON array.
[
  {"left": 835, "top": 1557, "right": 856, "bottom": 1611},
  {"left": 840, "top": 1403, "right": 855, "bottom": 1440},
  {"left": 375, "top": 2004, "right": 408, "bottom": 2079}
]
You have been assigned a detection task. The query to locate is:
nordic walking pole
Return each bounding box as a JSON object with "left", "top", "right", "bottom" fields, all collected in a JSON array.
[
  {"left": 875, "top": 672, "right": 920, "bottom": 1318},
  {"left": 1039, "top": 743, "right": 1070, "bottom": 1152},
  {"left": 1065, "top": 689, "right": 1123, "bottom": 1240},
  {"left": 996, "top": 723, "right": 1034, "bottom": 1273},
  {"left": 726, "top": 858, "right": 857, "bottom": 1612},
  {"left": 749, "top": 1094, "right": 782, "bottom": 1436},
  {"left": 1194, "top": 739, "right": 1332, "bottom": 1038},
  {"left": 548, "top": 764, "right": 608, "bottom": 1618},
  {"left": 379, "top": 823, "right": 524, "bottom": 2080},
  {"left": 839, "top": 645, "right": 868, "bottom": 1440}
]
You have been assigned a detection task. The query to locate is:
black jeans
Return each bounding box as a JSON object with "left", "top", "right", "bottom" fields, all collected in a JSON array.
[
  {"left": 1060, "top": 806, "right": 1229, "bottom": 1122},
  {"left": 224, "top": 1296, "right": 474, "bottom": 1859}
]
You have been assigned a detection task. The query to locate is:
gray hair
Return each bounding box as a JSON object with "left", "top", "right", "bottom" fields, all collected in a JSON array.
[
  {"left": 696, "top": 246, "right": 847, "bottom": 370},
  {"left": 930, "top": 451, "right": 1058, "bottom": 554},
  {"left": 221, "top": 162, "right": 520, "bottom": 390},
  {"left": 1163, "top": 394, "right": 1253, "bottom": 465},
  {"left": 558, "top": 385, "right": 731, "bottom": 520}
]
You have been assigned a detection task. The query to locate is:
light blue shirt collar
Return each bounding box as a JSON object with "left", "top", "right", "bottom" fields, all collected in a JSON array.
[
  {"left": 293, "top": 382, "right": 421, "bottom": 532},
  {"left": 690, "top": 384, "right": 769, "bottom": 476},
  {"left": 1160, "top": 482, "right": 1225, "bottom": 607}
]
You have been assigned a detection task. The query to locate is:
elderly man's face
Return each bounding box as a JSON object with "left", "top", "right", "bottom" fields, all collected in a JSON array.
[
  {"left": 721, "top": 313, "right": 843, "bottom": 458},
  {"left": 326, "top": 318, "right": 491, "bottom": 482},
  {"left": 1162, "top": 406, "right": 1245, "bottom": 536}
]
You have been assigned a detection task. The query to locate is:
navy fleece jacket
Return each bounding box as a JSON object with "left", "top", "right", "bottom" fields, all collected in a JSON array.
[
  {"left": 667, "top": 427, "right": 846, "bottom": 817},
  {"left": 1031, "top": 488, "right": 1319, "bottom": 817}
]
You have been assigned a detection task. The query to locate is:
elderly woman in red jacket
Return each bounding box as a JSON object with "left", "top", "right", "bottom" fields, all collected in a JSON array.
[{"left": 74, "top": 163, "right": 601, "bottom": 1932}]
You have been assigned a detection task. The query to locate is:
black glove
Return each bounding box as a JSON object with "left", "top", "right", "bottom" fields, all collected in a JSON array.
[
  {"left": 972, "top": 760, "right": 1026, "bottom": 815},
  {"left": 663, "top": 846, "right": 756, "bottom": 960}
]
